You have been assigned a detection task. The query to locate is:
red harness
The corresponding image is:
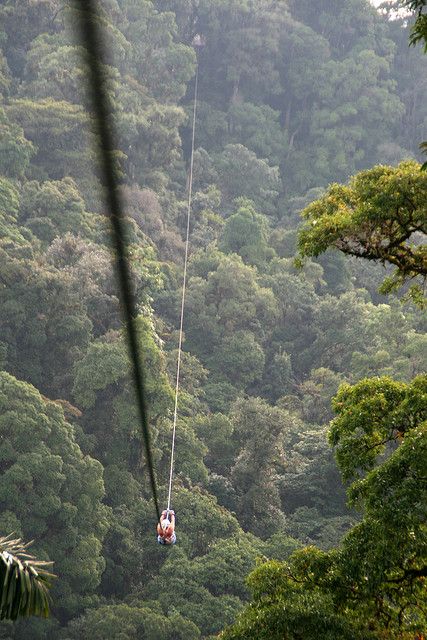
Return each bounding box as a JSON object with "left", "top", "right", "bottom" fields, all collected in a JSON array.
[{"left": 159, "top": 525, "right": 173, "bottom": 540}]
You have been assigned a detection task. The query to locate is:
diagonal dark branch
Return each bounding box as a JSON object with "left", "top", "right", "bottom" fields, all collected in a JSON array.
[{"left": 72, "top": 0, "right": 161, "bottom": 522}]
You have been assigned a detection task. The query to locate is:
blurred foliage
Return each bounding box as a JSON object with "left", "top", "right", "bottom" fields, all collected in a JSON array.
[{"left": 0, "top": 535, "right": 54, "bottom": 621}]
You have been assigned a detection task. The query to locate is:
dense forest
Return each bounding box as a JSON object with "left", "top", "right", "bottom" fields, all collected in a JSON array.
[{"left": 0, "top": 0, "right": 426, "bottom": 638}]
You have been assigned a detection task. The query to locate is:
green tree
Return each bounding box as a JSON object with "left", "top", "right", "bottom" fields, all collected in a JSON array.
[
  {"left": 18, "top": 37, "right": 86, "bottom": 105},
  {"left": 220, "top": 557, "right": 374, "bottom": 640},
  {"left": 289, "top": 0, "right": 387, "bottom": 57},
  {"left": 212, "top": 332, "right": 265, "bottom": 391},
  {"left": 187, "top": 251, "right": 278, "bottom": 356},
  {"left": 6, "top": 99, "right": 97, "bottom": 207},
  {"left": 19, "top": 178, "right": 90, "bottom": 244},
  {"left": 145, "top": 549, "right": 243, "bottom": 636},
  {"left": 326, "top": 375, "right": 427, "bottom": 634},
  {"left": 277, "top": 416, "right": 351, "bottom": 549},
  {"left": 229, "top": 397, "right": 289, "bottom": 537},
  {"left": 222, "top": 375, "right": 427, "bottom": 638},
  {"left": 262, "top": 259, "right": 318, "bottom": 379},
  {"left": 227, "top": 102, "right": 287, "bottom": 166},
  {"left": 0, "top": 372, "right": 110, "bottom": 620},
  {"left": 122, "top": 0, "right": 196, "bottom": 104},
  {"left": 63, "top": 603, "right": 200, "bottom": 640},
  {"left": 194, "top": 534, "right": 265, "bottom": 600},
  {"left": 214, "top": 144, "right": 280, "bottom": 215},
  {"left": 0, "top": 52, "right": 11, "bottom": 96},
  {"left": 1, "top": 0, "right": 427, "bottom": 637},
  {"left": 0, "top": 177, "right": 30, "bottom": 248},
  {"left": 0, "top": 242, "right": 93, "bottom": 397},
  {"left": 194, "top": 413, "right": 236, "bottom": 477},
  {"left": 0, "top": 108, "right": 34, "bottom": 178},
  {"left": 298, "top": 161, "right": 427, "bottom": 302},
  {"left": 298, "top": 367, "right": 344, "bottom": 424},
  {"left": 219, "top": 201, "right": 273, "bottom": 267},
  {"left": 403, "top": 0, "right": 427, "bottom": 168},
  {"left": 72, "top": 318, "right": 173, "bottom": 466},
  {"left": 117, "top": 88, "right": 186, "bottom": 189},
  {"left": 406, "top": 0, "right": 427, "bottom": 51}
]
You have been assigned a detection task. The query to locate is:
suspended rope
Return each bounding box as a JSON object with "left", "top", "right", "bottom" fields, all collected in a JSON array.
[
  {"left": 166, "top": 63, "right": 199, "bottom": 513},
  {"left": 73, "top": 0, "right": 161, "bottom": 522}
]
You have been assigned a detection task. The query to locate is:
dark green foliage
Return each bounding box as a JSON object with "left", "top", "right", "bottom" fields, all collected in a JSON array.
[
  {"left": 0, "top": 372, "right": 110, "bottom": 619},
  {"left": 0, "top": 241, "right": 93, "bottom": 397},
  {"left": 19, "top": 178, "right": 90, "bottom": 244},
  {"left": 64, "top": 603, "right": 200, "bottom": 640},
  {"left": 0, "top": 108, "right": 34, "bottom": 178},
  {"left": 0, "top": 0, "right": 426, "bottom": 637},
  {"left": 330, "top": 374, "right": 427, "bottom": 479},
  {"left": 214, "top": 144, "right": 280, "bottom": 215},
  {"left": 222, "top": 375, "right": 427, "bottom": 639},
  {"left": 219, "top": 201, "right": 273, "bottom": 267},
  {"left": 6, "top": 98, "right": 97, "bottom": 202},
  {"left": 221, "top": 563, "right": 372, "bottom": 640}
]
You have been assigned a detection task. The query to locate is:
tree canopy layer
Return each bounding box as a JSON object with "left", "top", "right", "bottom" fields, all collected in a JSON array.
[
  {"left": 0, "top": 0, "right": 426, "bottom": 637},
  {"left": 222, "top": 375, "right": 427, "bottom": 639}
]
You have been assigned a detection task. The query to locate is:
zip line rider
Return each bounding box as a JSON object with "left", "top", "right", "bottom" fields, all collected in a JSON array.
[
  {"left": 157, "top": 35, "right": 205, "bottom": 548},
  {"left": 156, "top": 35, "right": 205, "bottom": 548},
  {"left": 157, "top": 510, "right": 176, "bottom": 545}
]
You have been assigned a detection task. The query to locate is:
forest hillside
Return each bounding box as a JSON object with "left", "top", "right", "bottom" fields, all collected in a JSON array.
[{"left": 0, "top": 0, "right": 426, "bottom": 638}]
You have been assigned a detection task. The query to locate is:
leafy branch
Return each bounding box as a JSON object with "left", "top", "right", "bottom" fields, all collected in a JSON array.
[{"left": 0, "top": 534, "right": 55, "bottom": 621}]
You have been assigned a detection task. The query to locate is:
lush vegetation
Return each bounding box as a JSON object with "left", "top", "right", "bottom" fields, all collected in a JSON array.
[
  {"left": 221, "top": 376, "right": 427, "bottom": 638},
  {"left": 0, "top": 0, "right": 425, "bottom": 638}
]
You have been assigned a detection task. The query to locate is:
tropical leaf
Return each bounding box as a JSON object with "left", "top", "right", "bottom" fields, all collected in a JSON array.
[{"left": 0, "top": 534, "right": 55, "bottom": 620}]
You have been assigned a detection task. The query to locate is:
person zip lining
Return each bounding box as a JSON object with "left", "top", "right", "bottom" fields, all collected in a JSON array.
[
  {"left": 157, "top": 510, "right": 176, "bottom": 545},
  {"left": 75, "top": 0, "right": 204, "bottom": 546},
  {"left": 156, "top": 34, "right": 204, "bottom": 546}
]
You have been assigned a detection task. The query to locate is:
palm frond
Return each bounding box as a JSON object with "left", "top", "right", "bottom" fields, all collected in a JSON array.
[{"left": 0, "top": 534, "right": 55, "bottom": 620}]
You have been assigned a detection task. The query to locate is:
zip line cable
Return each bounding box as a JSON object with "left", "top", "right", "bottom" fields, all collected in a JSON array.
[
  {"left": 166, "top": 64, "right": 199, "bottom": 513},
  {"left": 73, "top": 0, "right": 161, "bottom": 523}
]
